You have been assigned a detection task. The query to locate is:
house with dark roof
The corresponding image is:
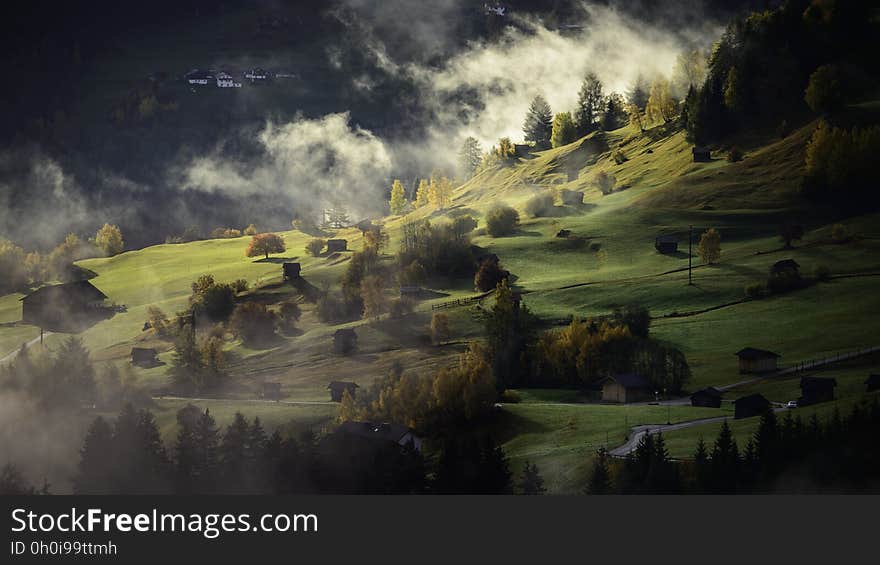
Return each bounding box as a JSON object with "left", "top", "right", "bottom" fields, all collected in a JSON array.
[
  {"left": 690, "top": 387, "right": 723, "bottom": 408},
  {"left": 21, "top": 281, "right": 110, "bottom": 331},
  {"left": 333, "top": 328, "right": 357, "bottom": 354},
  {"left": 328, "top": 381, "right": 359, "bottom": 402},
  {"left": 692, "top": 146, "right": 711, "bottom": 162},
  {"left": 131, "top": 347, "right": 160, "bottom": 368},
  {"left": 799, "top": 377, "right": 837, "bottom": 406},
  {"left": 654, "top": 234, "right": 678, "bottom": 254},
  {"left": 327, "top": 239, "right": 348, "bottom": 253},
  {"left": 734, "top": 393, "right": 771, "bottom": 419},
  {"left": 866, "top": 374, "right": 880, "bottom": 392},
  {"left": 735, "top": 347, "right": 780, "bottom": 374},
  {"left": 282, "top": 262, "right": 301, "bottom": 280},
  {"left": 599, "top": 373, "right": 653, "bottom": 403},
  {"left": 336, "top": 421, "right": 422, "bottom": 452}
]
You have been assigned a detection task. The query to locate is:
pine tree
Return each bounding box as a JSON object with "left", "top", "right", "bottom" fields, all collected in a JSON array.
[
  {"left": 518, "top": 461, "right": 546, "bottom": 495},
  {"left": 710, "top": 420, "right": 739, "bottom": 493},
  {"left": 220, "top": 412, "right": 250, "bottom": 492},
  {"left": 626, "top": 74, "right": 649, "bottom": 110},
  {"left": 389, "top": 179, "right": 407, "bottom": 215},
  {"left": 192, "top": 408, "right": 220, "bottom": 493},
  {"left": 458, "top": 137, "right": 482, "bottom": 179},
  {"left": 692, "top": 436, "right": 710, "bottom": 493},
  {"left": 74, "top": 417, "right": 115, "bottom": 494},
  {"left": 478, "top": 437, "right": 512, "bottom": 494},
  {"left": 522, "top": 95, "right": 553, "bottom": 144},
  {"left": 574, "top": 73, "right": 604, "bottom": 136},
  {"left": 587, "top": 453, "right": 613, "bottom": 494},
  {"left": 174, "top": 403, "right": 202, "bottom": 493}
]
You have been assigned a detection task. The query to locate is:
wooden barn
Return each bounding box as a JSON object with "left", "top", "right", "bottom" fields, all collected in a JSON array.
[
  {"left": 282, "top": 262, "right": 301, "bottom": 280},
  {"left": 799, "top": 377, "right": 837, "bottom": 406},
  {"left": 336, "top": 421, "right": 422, "bottom": 452},
  {"left": 327, "top": 239, "right": 348, "bottom": 253},
  {"left": 692, "top": 146, "right": 711, "bottom": 162},
  {"left": 599, "top": 373, "right": 653, "bottom": 404},
  {"left": 691, "top": 387, "right": 723, "bottom": 408},
  {"left": 131, "top": 347, "right": 159, "bottom": 368},
  {"left": 654, "top": 234, "right": 678, "bottom": 254},
  {"left": 333, "top": 328, "right": 357, "bottom": 354},
  {"left": 21, "top": 281, "right": 109, "bottom": 331},
  {"left": 735, "top": 347, "right": 780, "bottom": 374},
  {"left": 734, "top": 393, "right": 771, "bottom": 419},
  {"left": 328, "top": 381, "right": 359, "bottom": 402}
]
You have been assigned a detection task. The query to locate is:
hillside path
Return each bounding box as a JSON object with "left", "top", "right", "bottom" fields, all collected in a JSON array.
[
  {"left": 0, "top": 332, "right": 50, "bottom": 365},
  {"left": 151, "top": 395, "right": 336, "bottom": 407}
]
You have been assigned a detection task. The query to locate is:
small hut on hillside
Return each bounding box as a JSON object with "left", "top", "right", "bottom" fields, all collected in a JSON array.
[
  {"left": 21, "top": 281, "right": 110, "bottom": 331},
  {"left": 654, "top": 235, "right": 678, "bottom": 254},
  {"left": 282, "top": 262, "right": 301, "bottom": 280},
  {"left": 735, "top": 348, "right": 780, "bottom": 374},
  {"left": 692, "top": 147, "right": 711, "bottom": 162},
  {"left": 734, "top": 393, "right": 771, "bottom": 419},
  {"left": 327, "top": 239, "right": 348, "bottom": 253}
]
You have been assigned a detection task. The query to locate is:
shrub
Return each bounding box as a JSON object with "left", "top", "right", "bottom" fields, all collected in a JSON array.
[
  {"left": 485, "top": 206, "right": 520, "bottom": 237},
  {"left": 430, "top": 312, "right": 450, "bottom": 345},
  {"left": 145, "top": 305, "right": 174, "bottom": 338},
  {"left": 558, "top": 188, "right": 583, "bottom": 206},
  {"left": 500, "top": 389, "right": 522, "bottom": 404},
  {"left": 727, "top": 146, "right": 743, "bottom": 162},
  {"left": 474, "top": 257, "right": 509, "bottom": 292},
  {"left": 524, "top": 193, "right": 555, "bottom": 218},
  {"left": 196, "top": 284, "right": 236, "bottom": 322},
  {"left": 831, "top": 224, "right": 848, "bottom": 243},
  {"left": 612, "top": 150, "right": 628, "bottom": 165},
  {"left": 744, "top": 282, "right": 765, "bottom": 299},
  {"left": 210, "top": 227, "right": 242, "bottom": 239},
  {"left": 305, "top": 238, "right": 326, "bottom": 257},
  {"left": 400, "top": 260, "right": 427, "bottom": 286},
  {"left": 814, "top": 265, "right": 832, "bottom": 282},
  {"left": 229, "top": 303, "right": 277, "bottom": 346},
  {"left": 243, "top": 224, "right": 258, "bottom": 236},
  {"left": 230, "top": 279, "right": 249, "bottom": 293},
  {"left": 278, "top": 301, "right": 301, "bottom": 333},
  {"left": 451, "top": 215, "right": 478, "bottom": 239}
]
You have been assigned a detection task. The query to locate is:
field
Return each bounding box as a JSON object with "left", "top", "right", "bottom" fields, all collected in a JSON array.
[{"left": 2, "top": 120, "right": 879, "bottom": 493}]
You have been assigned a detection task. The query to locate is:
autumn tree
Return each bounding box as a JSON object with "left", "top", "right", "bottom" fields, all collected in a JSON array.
[
  {"left": 523, "top": 95, "right": 553, "bottom": 144},
  {"left": 485, "top": 206, "right": 519, "bottom": 237},
  {"left": 95, "top": 223, "right": 124, "bottom": 256},
  {"left": 427, "top": 172, "right": 453, "bottom": 209},
  {"left": 805, "top": 64, "right": 843, "bottom": 116},
  {"left": 646, "top": 78, "right": 676, "bottom": 124},
  {"left": 414, "top": 179, "right": 430, "bottom": 208},
  {"left": 430, "top": 312, "right": 450, "bottom": 345},
  {"left": 574, "top": 72, "right": 604, "bottom": 136},
  {"left": 458, "top": 136, "right": 482, "bottom": 179},
  {"left": 360, "top": 275, "right": 387, "bottom": 321},
  {"left": 698, "top": 228, "right": 721, "bottom": 264},
  {"left": 593, "top": 171, "right": 616, "bottom": 195},
  {"left": 389, "top": 179, "right": 408, "bottom": 215},
  {"left": 626, "top": 103, "right": 645, "bottom": 133},
  {"left": 305, "top": 238, "right": 325, "bottom": 257},
  {"left": 672, "top": 49, "right": 706, "bottom": 96},
  {"left": 551, "top": 112, "right": 577, "bottom": 148},
  {"left": 229, "top": 303, "right": 277, "bottom": 346},
  {"left": 246, "top": 233, "right": 286, "bottom": 260},
  {"left": 0, "top": 239, "right": 27, "bottom": 292},
  {"left": 243, "top": 224, "right": 258, "bottom": 236}
]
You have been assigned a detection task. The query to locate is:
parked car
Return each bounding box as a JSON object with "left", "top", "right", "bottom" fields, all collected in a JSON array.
[{"left": 786, "top": 400, "right": 798, "bottom": 409}]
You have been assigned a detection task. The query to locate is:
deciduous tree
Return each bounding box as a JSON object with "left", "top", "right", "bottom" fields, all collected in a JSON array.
[{"left": 246, "top": 233, "right": 286, "bottom": 260}]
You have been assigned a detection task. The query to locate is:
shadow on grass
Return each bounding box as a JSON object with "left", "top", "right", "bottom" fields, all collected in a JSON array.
[
  {"left": 490, "top": 407, "right": 551, "bottom": 444},
  {"left": 252, "top": 256, "right": 300, "bottom": 264}
]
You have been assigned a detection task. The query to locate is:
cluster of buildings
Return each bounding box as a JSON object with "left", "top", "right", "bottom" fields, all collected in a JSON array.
[{"left": 184, "top": 67, "right": 278, "bottom": 89}]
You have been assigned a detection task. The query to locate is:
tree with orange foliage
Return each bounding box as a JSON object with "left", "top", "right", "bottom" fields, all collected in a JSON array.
[{"left": 245, "top": 233, "right": 285, "bottom": 260}]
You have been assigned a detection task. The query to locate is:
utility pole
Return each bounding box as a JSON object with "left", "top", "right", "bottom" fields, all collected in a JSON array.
[{"left": 688, "top": 225, "right": 694, "bottom": 285}]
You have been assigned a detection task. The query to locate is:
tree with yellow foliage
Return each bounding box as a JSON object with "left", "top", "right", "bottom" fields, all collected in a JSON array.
[
  {"left": 389, "top": 179, "right": 408, "bottom": 215},
  {"left": 698, "top": 228, "right": 721, "bottom": 264},
  {"left": 414, "top": 179, "right": 430, "bottom": 208},
  {"left": 427, "top": 172, "right": 453, "bottom": 209},
  {"left": 95, "top": 223, "right": 124, "bottom": 256},
  {"left": 646, "top": 78, "right": 676, "bottom": 124}
]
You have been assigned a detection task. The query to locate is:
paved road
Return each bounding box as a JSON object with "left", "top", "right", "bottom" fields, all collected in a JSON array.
[{"left": 0, "top": 332, "right": 49, "bottom": 365}]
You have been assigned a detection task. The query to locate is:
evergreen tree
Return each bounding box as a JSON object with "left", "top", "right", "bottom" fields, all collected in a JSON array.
[
  {"left": 479, "top": 437, "right": 513, "bottom": 494},
  {"left": 518, "top": 461, "right": 546, "bottom": 495},
  {"left": 626, "top": 74, "right": 649, "bottom": 110},
  {"left": 458, "top": 136, "right": 482, "bottom": 179},
  {"left": 587, "top": 453, "right": 613, "bottom": 494},
  {"left": 219, "top": 412, "right": 250, "bottom": 492},
  {"left": 550, "top": 112, "right": 577, "bottom": 148},
  {"left": 601, "top": 93, "right": 627, "bottom": 131},
  {"left": 74, "top": 417, "right": 115, "bottom": 494},
  {"left": 710, "top": 420, "right": 739, "bottom": 493},
  {"left": 574, "top": 73, "right": 604, "bottom": 136},
  {"left": 173, "top": 403, "right": 202, "bottom": 493},
  {"left": 692, "top": 436, "right": 710, "bottom": 493},
  {"left": 191, "top": 408, "right": 220, "bottom": 493},
  {"left": 754, "top": 408, "right": 779, "bottom": 478},
  {"left": 522, "top": 95, "right": 553, "bottom": 144}
]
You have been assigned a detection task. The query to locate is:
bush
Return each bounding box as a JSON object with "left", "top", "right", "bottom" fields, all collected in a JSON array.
[
  {"left": 451, "top": 215, "right": 478, "bottom": 239},
  {"left": 243, "top": 224, "right": 258, "bottom": 236},
  {"left": 589, "top": 242, "right": 602, "bottom": 252},
  {"left": 305, "top": 238, "right": 326, "bottom": 257},
  {"left": 400, "top": 260, "right": 427, "bottom": 286},
  {"left": 524, "top": 193, "right": 555, "bottom": 218},
  {"left": 145, "top": 305, "right": 174, "bottom": 338},
  {"left": 278, "top": 301, "right": 301, "bottom": 333},
  {"left": 831, "top": 224, "right": 849, "bottom": 243},
  {"left": 397, "top": 220, "right": 474, "bottom": 277},
  {"left": 229, "top": 303, "right": 277, "bottom": 346},
  {"left": 210, "top": 227, "right": 242, "bottom": 239},
  {"left": 612, "top": 150, "right": 628, "bottom": 165},
  {"left": 474, "top": 257, "right": 509, "bottom": 292},
  {"left": 814, "top": 265, "right": 832, "bottom": 282},
  {"left": 95, "top": 224, "right": 124, "bottom": 256},
  {"left": 727, "top": 147, "right": 743, "bottom": 162},
  {"left": 558, "top": 188, "right": 583, "bottom": 206},
  {"left": 230, "top": 279, "right": 249, "bottom": 293},
  {"left": 744, "top": 282, "right": 765, "bottom": 299},
  {"left": 195, "top": 284, "right": 236, "bottom": 322},
  {"left": 500, "top": 389, "right": 522, "bottom": 404},
  {"left": 485, "top": 206, "right": 520, "bottom": 237}
]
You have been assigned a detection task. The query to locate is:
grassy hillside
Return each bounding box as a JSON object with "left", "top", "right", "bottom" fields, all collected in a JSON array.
[{"left": 3, "top": 120, "right": 879, "bottom": 493}]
